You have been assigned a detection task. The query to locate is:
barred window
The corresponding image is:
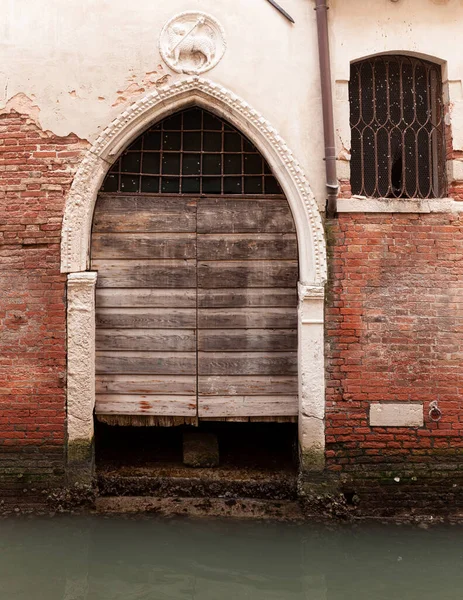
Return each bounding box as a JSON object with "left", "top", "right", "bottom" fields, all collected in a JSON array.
[
  {"left": 101, "top": 107, "right": 282, "bottom": 195},
  {"left": 349, "top": 55, "right": 446, "bottom": 199}
]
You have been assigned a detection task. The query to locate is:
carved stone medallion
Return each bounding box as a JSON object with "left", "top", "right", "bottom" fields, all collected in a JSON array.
[{"left": 159, "top": 12, "right": 226, "bottom": 75}]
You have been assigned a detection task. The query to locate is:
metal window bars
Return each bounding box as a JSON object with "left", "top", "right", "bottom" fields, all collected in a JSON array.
[
  {"left": 349, "top": 55, "right": 446, "bottom": 199},
  {"left": 101, "top": 107, "right": 283, "bottom": 196}
]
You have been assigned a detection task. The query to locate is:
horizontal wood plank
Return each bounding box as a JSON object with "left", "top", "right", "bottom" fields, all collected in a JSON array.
[
  {"left": 96, "top": 329, "right": 196, "bottom": 352},
  {"left": 197, "top": 288, "right": 297, "bottom": 308},
  {"left": 198, "top": 395, "right": 298, "bottom": 417},
  {"left": 96, "top": 308, "right": 196, "bottom": 329},
  {"left": 198, "top": 375, "right": 297, "bottom": 396},
  {"left": 96, "top": 394, "right": 197, "bottom": 416},
  {"left": 198, "top": 261, "right": 298, "bottom": 288},
  {"left": 197, "top": 234, "right": 297, "bottom": 260},
  {"left": 92, "top": 233, "right": 196, "bottom": 259},
  {"left": 197, "top": 199, "right": 295, "bottom": 233},
  {"left": 198, "top": 308, "right": 297, "bottom": 329},
  {"left": 198, "top": 329, "right": 296, "bottom": 352},
  {"left": 92, "top": 259, "right": 196, "bottom": 288},
  {"left": 93, "top": 196, "right": 196, "bottom": 233},
  {"left": 96, "top": 374, "right": 196, "bottom": 395},
  {"left": 96, "top": 352, "right": 197, "bottom": 374},
  {"left": 198, "top": 352, "right": 297, "bottom": 375},
  {"left": 96, "top": 288, "right": 196, "bottom": 308}
]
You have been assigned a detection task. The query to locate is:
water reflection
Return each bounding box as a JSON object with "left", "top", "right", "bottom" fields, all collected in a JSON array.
[{"left": 0, "top": 516, "right": 462, "bottom": 599}]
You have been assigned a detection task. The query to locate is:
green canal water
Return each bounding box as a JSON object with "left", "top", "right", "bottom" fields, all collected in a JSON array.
[{"left": 1, "top": 515, "right": 462, "bottom": 599}]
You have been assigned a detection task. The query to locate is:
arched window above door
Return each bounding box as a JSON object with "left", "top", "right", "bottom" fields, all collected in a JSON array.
[{"left": 101, "top": 107, "right": 283, "bottom": 196}]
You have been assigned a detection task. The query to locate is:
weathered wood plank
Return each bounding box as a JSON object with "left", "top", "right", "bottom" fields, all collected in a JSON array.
[
  {"left": 93, "top": 260, "right": 196, "bottom": 288},
  {"left": 96, "top": 352, "right": 197, "bottom": 374},
  {"left": 96, "top": 329, "right": 196, "bottom": 352},
  {"left": 197, "top": 234, "right": 297, "bottom": 260},
  {"left": 96, "top": 288, "right": 196, "bottom": 308},
  {"left": 197, "top": 199, "right": 295, "bottom": 233},
  {"left": 96, "top": 394, "right": 197, "bottom": 416},
  {"left": 198, "top": 261, "right": 298, "bottom": 288},
  {"left": 198, "top": 395, "right": 298, "bottom": 417},
  {"left": 198, "top": 352, "right": 297, "bottom": 375},
  {"left": 200, "top": 416, "right": 297, "bottom": 423},
  {"left": 93, "top": 196, "right": 196, "bottom": 233},
  {"left": 92, "top": 233, "right": 196, "bottom": 259},
  {"left": 96, "top": 374, "right": 196, "bottom": 395},
  {"left": 198, "top": 329, "right": 296, "bottom": 352},
  {"left": 198, "top": 375, "right": 297, "bottom": 396},
  {"left": 96, "top": 308, "right": 196, "bottom": 329},
  {"left": 198, "top": 308, "right": 297, "bottom": 329},
  {"left": 197, "top": 288, "right": 297, "bottom": 308}
]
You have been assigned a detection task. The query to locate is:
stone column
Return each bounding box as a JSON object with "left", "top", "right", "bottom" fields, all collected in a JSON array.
[
  {"left": 298, "top": 283, "right": 325, "bottom": 472},
  {"left": 67, "top": 271, "right": 97, "bottom": 484}
]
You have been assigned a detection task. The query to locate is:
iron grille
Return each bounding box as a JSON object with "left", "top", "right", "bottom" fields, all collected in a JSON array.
[
  {"left": 101, "top": 107, "right": 282, "bottom": 195},
  {"left": 349, "top": 55, "right": 446, "bottom": 199}
]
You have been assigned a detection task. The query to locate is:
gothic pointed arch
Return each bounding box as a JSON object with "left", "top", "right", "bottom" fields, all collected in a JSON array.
[{"left": 61, "top": 77, "right": 327, "bottom": 285}]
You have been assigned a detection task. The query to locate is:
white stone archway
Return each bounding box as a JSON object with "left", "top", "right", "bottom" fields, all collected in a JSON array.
[{"left": 61, "top": 77, "right": 327, "bottom": 481}]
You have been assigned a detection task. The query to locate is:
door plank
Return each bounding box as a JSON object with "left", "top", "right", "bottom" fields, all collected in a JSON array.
[
  {"left": 198, "top": 329, "right": 297, "bottom": 352},
  {"left": 197, "top": 199, "right": 295, "bottom": 233},
  {"left": 197, "top": 288, "right": 297, "bottom": 308},
  {"left": 92, "top": 233, "right": 196, "bottom": 259},
  {"left": 96, "top": 329, "right": 196, "bottom": 352},
  {"left": 198, "top": 352, "right": 297, "bottom": 375},
  {"left": 96, "top": 374, "right": 196, "bottom": 395},
  {"left": 96, "top": 308, "right": 196, "bottom": 329},
  {"left": 93, "top": 259, "right": 196, "bottom": 288},
  {"left": 93, "top": 195, "right": 197, "bottom": 233},
  {"left": 96, "top": 288, "right": 196, "bottom": 308},
  {"left": 198, "top": 395, "right": 298, "bottom": 417},
  {"left": 198, "top": 375, "right": 297, "bottom": 396},
  {"left": 197, "top": 234, "right": 297, "bottom": 260},
  {"left": 198, "top": 308, "right": 297, "bottom": 329},
  {"left": 96, "top": 351, "right": 197, "bottom": 374},
  {"left": 96, "top": 394, "right": 197, "bottom": 416},
  {"left": 198, "top": 261, "right": 298, "bottom": 288}
]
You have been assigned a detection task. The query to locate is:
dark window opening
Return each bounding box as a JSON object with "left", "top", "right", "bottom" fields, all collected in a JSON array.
[
  {"left": 349, "top": 55, "right": 446, "bottom": 199},
  {"left": 101, "top": 107, "right": 282, "bottom": 195}
]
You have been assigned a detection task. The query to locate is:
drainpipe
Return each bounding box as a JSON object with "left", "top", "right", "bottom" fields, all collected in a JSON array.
[{"left": 314, "top": 0, "right": 338, "bottom": 218}]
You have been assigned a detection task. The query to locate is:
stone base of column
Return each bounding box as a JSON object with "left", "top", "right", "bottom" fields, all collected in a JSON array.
[{"left": 67, "top": 437, "right": 95, "bottom": 485}]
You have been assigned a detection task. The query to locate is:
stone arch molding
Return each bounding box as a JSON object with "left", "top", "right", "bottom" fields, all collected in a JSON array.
[
  {"left": 61, "top": 76, "right": 327, "bottom": 285},
  {"left": 62, "top": 77, "right": 328, "bottom": 482}
]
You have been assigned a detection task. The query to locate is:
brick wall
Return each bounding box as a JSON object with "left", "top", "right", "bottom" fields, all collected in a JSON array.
[
  {"left": 1, "top": 105, "right": 463, "bottom": 513},
  {"left": 325, "top": 213, "right": 463, "bottom": 508},
  {"left": 0, "top": 109, "right": 87, "bottom": 496}
]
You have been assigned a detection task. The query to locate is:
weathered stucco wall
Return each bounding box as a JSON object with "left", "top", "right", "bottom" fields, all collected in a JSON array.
[
  {"left": 2, "top": 0, "right": 463, "bottom": 206},
  {"left": 0, "top": 0, "right": 327, "bottom": 204}
]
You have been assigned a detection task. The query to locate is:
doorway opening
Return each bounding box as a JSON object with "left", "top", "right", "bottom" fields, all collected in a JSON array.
[{"left": 91, "top": 107, "right": 299, "bottom": 477}]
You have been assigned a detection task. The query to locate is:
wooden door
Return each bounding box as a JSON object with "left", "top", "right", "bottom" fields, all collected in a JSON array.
[
  {"left": 92, "top": 194, "right": 198, "bottom": 422},
  {"left": 197, "top": 197, "right": 298, "bottom": 419},
  {"left": 91, "top": 107, "right": 298, "bottom": 424}
]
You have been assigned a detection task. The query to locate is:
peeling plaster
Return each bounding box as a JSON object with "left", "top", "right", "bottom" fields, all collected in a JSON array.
[
  {"left": 0, "top": 92, "right": 41, "bottom": 124},
  {"left": 112, "top": 65, "right": 173, "bottom": 108},
  {"left": 0, "top": 92, "right": 91, "bottom": 148}
]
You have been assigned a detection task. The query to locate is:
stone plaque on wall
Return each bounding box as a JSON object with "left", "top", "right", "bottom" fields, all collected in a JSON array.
[{"left": 160, "top": 12, "right": 226, "bottom": 75}]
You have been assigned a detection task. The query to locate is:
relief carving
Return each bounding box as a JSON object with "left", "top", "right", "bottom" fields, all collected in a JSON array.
[{"left": 160, "top": 12, "right": 226, "bottom": 75}]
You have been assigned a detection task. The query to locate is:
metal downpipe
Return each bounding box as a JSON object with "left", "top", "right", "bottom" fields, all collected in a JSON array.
[{"left": 315, "top": 0, "right": 338, "bottom": 218}]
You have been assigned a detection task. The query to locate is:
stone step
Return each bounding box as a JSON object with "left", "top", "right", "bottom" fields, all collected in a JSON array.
[
  {"left": 97, "top": 467, "right": 297, "bottom": 501},
  {"left": 95, "top": 496, "right": 303, "bottom": 521}
]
